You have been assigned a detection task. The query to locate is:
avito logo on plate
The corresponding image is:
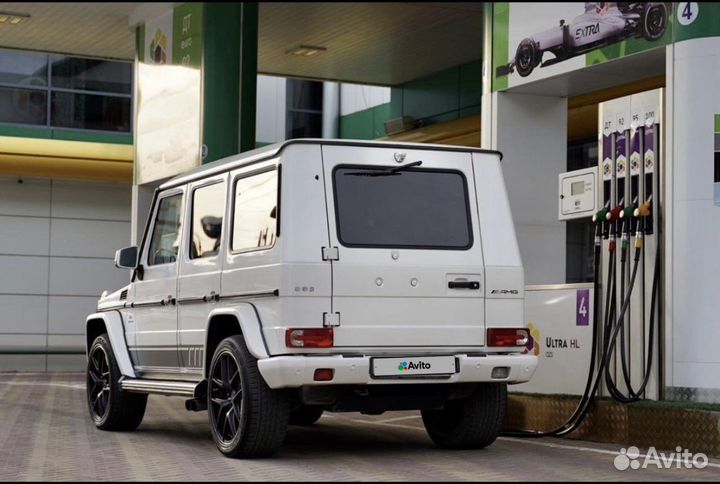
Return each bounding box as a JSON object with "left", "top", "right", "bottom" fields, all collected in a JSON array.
[{"left": 398, "top": 361, "right": 432, "bottom": 372}]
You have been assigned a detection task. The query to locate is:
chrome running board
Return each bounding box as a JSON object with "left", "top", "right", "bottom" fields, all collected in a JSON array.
[{"left": 120, "top": 378, "right": 197, "bottom": 397}]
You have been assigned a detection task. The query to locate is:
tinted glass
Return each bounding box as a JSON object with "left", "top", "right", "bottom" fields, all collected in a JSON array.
[
  {"left": 333, "top": 166, "right": 472, "bottom": 249},
  {"left": 148, "top": 194, "right": 183, "bottom": 265},
  {"left": 287, "top": 79, "right": 323, "bottom": 110},
  {"left": 287, "top": 111, "right": 322, "bottom": 139},
  {"left": 50, "top": 56, "right": 132, "bottom": 94},
  {"left": 51, "top": 92, "right": 130, "bottom": 132},
  {"left": 0, "top": 50, "right": 47, "bottom": 86},
  {"left": 0, "top": 87, "right": 47, "bottom": 125},
  {"left": 190, "top": 182, "right": 225, "bottom": 259},
  {"left": 232, "top": 170, "right": 278, "bottom": 252}
]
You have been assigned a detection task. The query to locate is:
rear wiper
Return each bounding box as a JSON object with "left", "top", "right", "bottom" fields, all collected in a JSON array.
[{"left": 345, "top": 160, "right": 423, "bottom": 177}]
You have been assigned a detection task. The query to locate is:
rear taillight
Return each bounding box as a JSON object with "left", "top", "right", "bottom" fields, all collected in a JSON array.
[
  {"left": 487, "top": 328, "right": 529, "bottom": 347},
  {"left": 285, "top": 328, "right": 334, "bottom": 348}
]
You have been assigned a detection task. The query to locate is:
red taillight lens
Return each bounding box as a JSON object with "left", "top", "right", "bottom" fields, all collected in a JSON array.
[
  {"left": 313, "top": 369, "right": 334, "bottom": 381},
  {"left": 487, "top": 328, "right": 529, "bottom": 347},
  {"left": 285, "top": 328, "right": 334, "bottom": 348}
]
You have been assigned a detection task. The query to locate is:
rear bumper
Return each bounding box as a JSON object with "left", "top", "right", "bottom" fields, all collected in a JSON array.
[{"left": 257, "top": 353, "right": 538, "bottom": 389}]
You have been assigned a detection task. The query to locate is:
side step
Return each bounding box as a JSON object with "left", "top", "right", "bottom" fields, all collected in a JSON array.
[{"left": 120, "top": 378, "right": 197, "bottom": 397}]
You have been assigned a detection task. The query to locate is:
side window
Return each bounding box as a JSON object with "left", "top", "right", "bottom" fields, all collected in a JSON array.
[
  {"left": 147, "top": 194, "right": 183, "bottom": 266},
  {"left": 190, "top": 181, "right": 226, "bottom": 259},
  {"left": 232, "top": 170, "right": 278, "bottom": 252}
]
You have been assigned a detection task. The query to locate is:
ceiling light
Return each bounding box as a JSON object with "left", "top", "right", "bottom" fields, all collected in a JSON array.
[
  {"left": 0, "top": 12, "right": 30, "bottom": 24},
  {"left": 286, "top": 45, "right": 327, "bottom": 57}
]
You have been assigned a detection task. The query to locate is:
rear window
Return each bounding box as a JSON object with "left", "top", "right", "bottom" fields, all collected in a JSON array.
[{"left": 332, "top": 165, "right": 473, "bottom": 249}]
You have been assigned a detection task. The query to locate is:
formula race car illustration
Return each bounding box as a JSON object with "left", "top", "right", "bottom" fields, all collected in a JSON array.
[{"left": 497, "top": 2, "right": 669, "bottom": 78}]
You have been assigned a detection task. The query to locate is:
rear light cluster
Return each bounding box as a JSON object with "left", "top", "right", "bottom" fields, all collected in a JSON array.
[
  {"left": 285, "top": 328, "right": 334, "bottom": 348},
  {"left": 487, "top": 328, "right": 529, "bottom": 347}
]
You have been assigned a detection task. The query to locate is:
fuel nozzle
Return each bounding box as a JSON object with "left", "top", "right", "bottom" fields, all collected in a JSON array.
[
  {"left": 619, "top": 205, "right": 636, "bottom": 250},
  {"left": 594, "top": 205, "right": 610, "bottom": 240},
  {"left": 607, "top": 203, "right": 623, "bottom": 239},
  {"left": 632, "top": 199, "right": 652, "bottom": 258}
]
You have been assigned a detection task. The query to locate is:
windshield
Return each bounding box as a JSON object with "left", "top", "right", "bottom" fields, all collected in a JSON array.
[{"left": 332, "top": 165, "right": 473, "bottom": 250}]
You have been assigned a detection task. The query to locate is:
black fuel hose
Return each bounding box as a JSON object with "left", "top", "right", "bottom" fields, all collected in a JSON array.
[{"left": 503, "top": 226, "right": 657, "bottom": 437}]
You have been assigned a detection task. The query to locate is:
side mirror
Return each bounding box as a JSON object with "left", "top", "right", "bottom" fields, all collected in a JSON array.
[{"left": 114, "top": 246, "right": 138, "bottom": 269}]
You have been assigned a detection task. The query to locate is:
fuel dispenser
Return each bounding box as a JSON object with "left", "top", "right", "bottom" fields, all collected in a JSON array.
[
  {"left": 505, "top": 89, "right": 663, "bottom": 437},
  {"left": 597, "top": 89, "right": 662, "bottom": 402}
]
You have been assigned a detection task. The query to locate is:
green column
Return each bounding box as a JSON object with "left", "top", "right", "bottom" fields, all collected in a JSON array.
[
  {"left": 239, "top": 2, "right": 259, "bottom": 154},
  {"left": 202, "top": 2, "right": 258, "bottom": 163}
]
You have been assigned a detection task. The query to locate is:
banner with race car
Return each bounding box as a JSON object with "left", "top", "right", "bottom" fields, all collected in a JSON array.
[{"left": 492, "top": 2, "right": 719, "bottom": 91}]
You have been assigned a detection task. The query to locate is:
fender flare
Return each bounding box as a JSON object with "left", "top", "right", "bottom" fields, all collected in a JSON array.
[
  {"left": 205, "top": 304, "right": 270, "bottom": 364},
  {"left": 85, "top": 311, "right": 136, "bottom": 378}
]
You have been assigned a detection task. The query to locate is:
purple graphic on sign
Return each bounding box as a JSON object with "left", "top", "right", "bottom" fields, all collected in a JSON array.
[{"left": 576, "top": 289, "right": 590, "bottom": 326}]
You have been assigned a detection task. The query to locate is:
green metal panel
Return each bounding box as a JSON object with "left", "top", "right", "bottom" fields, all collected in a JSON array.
[
  {"left": 0, "top": 125, "right": 53, "bottom": 139},
  {"left": 459, "top": 61, "right": 482, "bottom": 109},
  {"left": 402, "top": 66, "right": 460, "bottom": 120},
  {"left": 239, "top": 2, "right": 258, "bottom": 154},
  {"left": 202, "top": 2, "right": 240, "bottom": 163},
  {"left": 372, "top": 103, "right": 392, "bottom": 138},
  {"left": 0, "top": 125, "right": 132, "bottom": 144},
  {"left": 390, "top": 86, "right": 404, "bottom": 119},
  {"left": 52, "top": 130, "right": 133, "bottom": 145},
  {"left": 201, "top": 2, "right": 257, "bottom": 162},
  {"left": 340, "top": 109, "right": 374, "bottom": 140}
]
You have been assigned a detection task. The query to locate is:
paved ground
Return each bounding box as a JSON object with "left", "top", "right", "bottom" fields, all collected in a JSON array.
[{"left": 1, "top": 373, "right": 719, "bottom": 481}]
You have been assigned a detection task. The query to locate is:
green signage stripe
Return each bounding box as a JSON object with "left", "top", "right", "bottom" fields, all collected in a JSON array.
[
  {"left": 137, "top": 24, "right": 145, "bottom": 63},
  {"left": 491, "top": 3, "right": 509, "bottom": 92},
  {"left": 673, "top": 2, "right": 720, "bottom": 43},
  {"left": 173, "top": 3, "right": 203, "bottom": 68},
  {"left": 715, "top": 114, "right": 720, "bottom": 134}
]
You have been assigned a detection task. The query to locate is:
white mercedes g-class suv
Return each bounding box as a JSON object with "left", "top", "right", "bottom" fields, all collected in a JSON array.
[{"left": 85, "top": 139, "right": 537, "bottom": 458}]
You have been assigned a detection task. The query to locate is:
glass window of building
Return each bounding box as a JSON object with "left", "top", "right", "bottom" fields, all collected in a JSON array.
[
  {"left": 0, "top": 48, "right": 132, "bottom": 133},
  {"left": 286, "top": 79, "right": 323, "bottom": 139}
]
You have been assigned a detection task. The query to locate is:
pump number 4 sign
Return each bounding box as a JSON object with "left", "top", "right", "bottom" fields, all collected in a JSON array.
[
  {"left": 577, "top": 289, "right": 590, "bottom": 326},
  {"left": 677, "top": 3, "right": 699, "bottom": 26}
]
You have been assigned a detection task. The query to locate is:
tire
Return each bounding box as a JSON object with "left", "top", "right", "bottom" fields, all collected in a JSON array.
[
  {"left": 207, "top": 335, "right": 290, "bottom": 458},
  {"left": 515, "top": 38, "right": 539, "bottom": 77},
  {"left": 421, "top": 383, "right": 506, "bottom": 449},
  {"left": 289, "top": 406, "right": 324, "bottom": 426},
  {"left": 87, "top": 334, "right": 147, "bottom": 431},
  {"left": 641, "top": 3, "right": 668, "bottom": 42}
]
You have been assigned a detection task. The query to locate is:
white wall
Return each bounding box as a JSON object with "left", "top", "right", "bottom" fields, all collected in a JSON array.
[
  {"left": 665, "top": 37, "right": 720, "bottom": 392},
  {"left": 256, "top": 74, "right": 287, "bottom": 144},
  {"left": 491, "top": 91, "right": 567, "bottom": 285},
  {"left": 340, "top": 83, "right": 391, "bottom": 116},
  {"left": 0, "top": 177, "right": 131, "bottom": 371}
]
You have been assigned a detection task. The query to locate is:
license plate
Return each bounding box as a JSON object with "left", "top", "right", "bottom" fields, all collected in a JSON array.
[{"left": 371, "top": 356, "right": 457, "bottom": 378}]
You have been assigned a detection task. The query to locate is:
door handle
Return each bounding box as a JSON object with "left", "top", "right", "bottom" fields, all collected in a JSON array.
[
  {"left": 203, "top": 291, "right": 219, "bottom": 302},
  {"left": 161, "top": 295, "right": 176, "bottom": 306},
  {"left": 448, "top": 280, "right": 480, "bottom": 290}
]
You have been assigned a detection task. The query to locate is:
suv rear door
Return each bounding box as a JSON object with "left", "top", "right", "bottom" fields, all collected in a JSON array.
[{"left": 321, "top": 144, "right": 485, "bottom": 349}]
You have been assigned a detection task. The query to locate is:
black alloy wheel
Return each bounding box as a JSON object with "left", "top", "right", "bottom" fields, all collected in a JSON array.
[
  {"left": 87, "top": 344, "right": 111, "bottom": 422},
  {"left": 209, "top": 349, "right": 244, "bottom": 445}
]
